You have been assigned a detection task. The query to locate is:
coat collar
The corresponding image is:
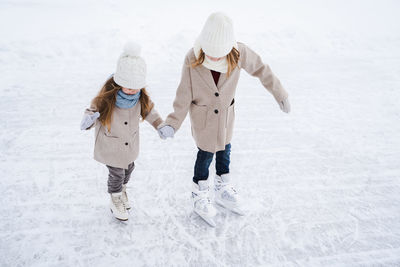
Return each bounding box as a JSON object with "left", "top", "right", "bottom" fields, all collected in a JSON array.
[
  {"left": 189, "top": 48, "right": 239, "bottom": 93},
  {"left": 193, "top": 64, "right": 218, "bottom": 92},
  {"left": 217, "top": 72, "right": 227, "bottom": 89},
  {"left": 193, "top": 64, "right": 236, "bottom": 93}
]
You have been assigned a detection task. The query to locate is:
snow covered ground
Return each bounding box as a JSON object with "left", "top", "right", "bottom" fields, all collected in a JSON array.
[{"left": 1, "top": 0, "right": 400, "bottom": 266}]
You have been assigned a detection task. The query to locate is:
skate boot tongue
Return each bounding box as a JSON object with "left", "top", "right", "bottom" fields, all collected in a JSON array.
[
  {"left": 197, "top": 180, "right": 209, "bottom": 191},
  {"left": 219, "top": 174, "right": 231, "bottom": 183},
  {"left": 112, "top": 192, "right": 123, "bottom": 197}
]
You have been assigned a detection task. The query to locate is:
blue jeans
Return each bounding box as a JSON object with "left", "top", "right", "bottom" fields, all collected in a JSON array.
[{"left": 193, "top": 143, "right": 231, "bottom": 184}]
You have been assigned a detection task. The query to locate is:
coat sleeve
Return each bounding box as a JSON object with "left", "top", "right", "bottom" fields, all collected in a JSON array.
[
  {"left": 82, "top": 102, "right": 99, "bottom": 130},
  {"left": 239, "top": 43, "right": 288, "bottom": 103},
  {"left": 144, "top": 99, "right": 164, "bottom": 130},
  {"left": 164, "top": 54, "right": 193, "bottom": 131}
]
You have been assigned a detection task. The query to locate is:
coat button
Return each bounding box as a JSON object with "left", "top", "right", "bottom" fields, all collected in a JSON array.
[
  {"left": 124, "top": 122, "right": 128, "bottom": 125},
  {"left": 215, "top": 92, "right": 219, "bottom": 97},
  {"left": 214, "top": 109, "right": 219, "bottom": 114},
  {"left": 125, "top": 142, "right": 128, "bottom": 146}
]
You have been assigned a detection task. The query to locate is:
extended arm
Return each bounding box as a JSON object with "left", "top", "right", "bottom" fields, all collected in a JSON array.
[{"left": 240, "top": 43, "right": 290, "bottom": 113}]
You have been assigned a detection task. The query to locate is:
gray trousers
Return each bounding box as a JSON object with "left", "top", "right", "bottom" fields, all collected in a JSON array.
[{"left": 106, "top": 162, "right": 135, "bottom": 193}]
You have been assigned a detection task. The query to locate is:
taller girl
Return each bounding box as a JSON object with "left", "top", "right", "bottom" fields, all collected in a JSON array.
[{"left": 158, "top": 12, "right": 290, "bottom": 226}]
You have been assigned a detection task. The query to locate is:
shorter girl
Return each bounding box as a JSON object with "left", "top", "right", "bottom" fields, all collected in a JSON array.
[{"left": 80, "top": 42, "right": 163, "bottom": 221}]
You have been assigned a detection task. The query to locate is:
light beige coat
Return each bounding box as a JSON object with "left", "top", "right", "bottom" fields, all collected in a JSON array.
[
  {"left": 85, "top": 100, "right": 163, "bottom": 169},
  {"left": 164, "top": 42, "right": 288, "bottom": 153}
]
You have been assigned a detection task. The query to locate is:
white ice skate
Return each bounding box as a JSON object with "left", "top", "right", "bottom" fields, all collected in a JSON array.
[
  {"left": 110, "top": 192, "right": 129, "bottom": 221},
  {"left": 122, "top": 184, "right": 131, "bottom": 210},
  {"left": 192, "top": 180, "right": 217, "bottom": 227},
  {"left": 214, "top": 174, "right": 244, "bottom": 216}
]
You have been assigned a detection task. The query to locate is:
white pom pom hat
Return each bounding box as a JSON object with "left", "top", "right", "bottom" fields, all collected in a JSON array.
[
  {"left": 114, "top": 42, "right": 147, "bottom": 89},
  {"left": 197, "top": 12, "right": 237, "bottom": 58}
]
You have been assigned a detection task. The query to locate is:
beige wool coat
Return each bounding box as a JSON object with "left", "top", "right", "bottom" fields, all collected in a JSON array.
[
  {"left": 164, "top": 42, "right": 288, "bottom": 153},
  {"left": 84, "top": 99, "right": 163, "bottom": 169}
]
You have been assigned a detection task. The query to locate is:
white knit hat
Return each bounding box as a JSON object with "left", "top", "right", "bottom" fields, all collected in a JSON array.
[
  {"left": 198, "top": 12, "right": 237, "bottom": 58},
  {"left": 114, "top": 42, "right": 146, "bottom": 89}
]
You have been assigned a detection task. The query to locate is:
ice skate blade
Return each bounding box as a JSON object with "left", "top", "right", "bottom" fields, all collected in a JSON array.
[
  {"left": 110, "top": 209, "right": 129, "bottom": 221},
  {"left": 215, "top": 199, "right": 245, "bottom": 216},
  {"left": 194, "top": 211, "right": 216, "bottom": 227}
]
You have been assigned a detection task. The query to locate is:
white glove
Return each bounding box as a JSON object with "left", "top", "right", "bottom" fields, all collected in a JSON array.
[
  {"left": 158, "top": 125, "right": 175, "bottom": 139},
  {"left": 279, "top": 98, "right": 291, "bottom": 113},
  {"left": 80, "top": 112, "right": 100, "bottom": 130}
]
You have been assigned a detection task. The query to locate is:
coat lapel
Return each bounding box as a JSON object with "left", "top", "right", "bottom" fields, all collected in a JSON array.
[
  {"left": 194, "top": 64, "right": 240, "bottom": 93},
  {"left": 194, "top": 65, "right": 218, "bottom": 92},
  {"left": 217, "top": 67, "right": 240, "bottom": 92},
  {"left": 216, "top": 73, "right": 227, "bottom": 89}
]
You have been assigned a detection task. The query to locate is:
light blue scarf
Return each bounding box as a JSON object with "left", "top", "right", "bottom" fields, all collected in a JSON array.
[{"left": 115, "top": 90, "right": 141, "bottom": 109}]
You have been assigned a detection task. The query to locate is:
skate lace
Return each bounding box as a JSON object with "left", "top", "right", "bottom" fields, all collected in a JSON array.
[
  {"left": 122, "top": 190, "right": 128, "bottom": 203},
  {"left": 193, "top": 190, "right": 211, "bottom": 207},
  {"left": 216, "top": 182, "right": 237, "bottom": 196},
  {"left": 112, "top": 196, "right": 125, "bottom": 212}
]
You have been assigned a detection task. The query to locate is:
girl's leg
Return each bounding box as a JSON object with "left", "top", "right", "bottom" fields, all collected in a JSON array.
[
  {"left": 107, "top": 165, "right": 129, "bottom": 220},
  {"left": 121, "top": 162, "right": 134, "bottom": 210},
  {"left": 123, "top": 161, "right": 135, "bottom": 185},
  {"left": 192, "top": 148, "right": 218, "bottom": 225},
  {"left": 213, "top": 143, "right": 243, "bottom": 214},
  {"left": 215, "top": 143, "right": 231, "bottom": 176},
  {"left": 193, "top": 148, "right": 214, "bottom": 184},
  {"left": 106, "top": 165, "right": 125, "bottom": 193}
]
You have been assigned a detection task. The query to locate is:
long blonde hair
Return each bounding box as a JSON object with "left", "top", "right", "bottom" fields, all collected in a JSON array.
[
  {"left": 91, "top": 77, "right": 154, "bottom": 131},
  {"left": 191, "top": 47, "right": 240, "bottom": 76}
]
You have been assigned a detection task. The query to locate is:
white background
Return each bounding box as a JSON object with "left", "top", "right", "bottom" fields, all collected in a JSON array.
[{"left": 1, "top": 0, "right": 399, "bottom": 266}]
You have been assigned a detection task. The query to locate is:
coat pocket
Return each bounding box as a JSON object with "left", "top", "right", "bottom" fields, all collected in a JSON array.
[
  {"left": 190, "top": 103, "right": 208, "bottom": 130},
  {"left": 226, "top": 103, "right": 235, "bottom": 127},
  {"left": 104, "top": 130, "right": 119, "bottom": 138},
  {"left": 97, "top": 129, "right": 122, "bottom": 155},
  {"left": 131, "top": 130, "right": 138, "bottom": 142}
]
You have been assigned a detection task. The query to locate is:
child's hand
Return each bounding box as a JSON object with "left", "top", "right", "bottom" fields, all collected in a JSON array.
[
  {"left": 279, "top": 98, "right": 291, "bottom": 113},
  {"left": 158, "top": 125, "right": 175, "bottom": 139},
  {"left": 80, "top": 112, "right": 100, "bottom": 130}
]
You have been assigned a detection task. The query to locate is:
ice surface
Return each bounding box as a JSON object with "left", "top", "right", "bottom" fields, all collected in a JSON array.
[{"left": 1, "top": 0, "right": 399, "bottom": 266}]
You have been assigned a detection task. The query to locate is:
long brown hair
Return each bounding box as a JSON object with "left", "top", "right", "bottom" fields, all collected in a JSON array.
[
  {"left": 191, "top": 47, "right": 240, "bottom": 76},
  {"left": 91, "top": 77, "right": 154, "bottom": 131}
]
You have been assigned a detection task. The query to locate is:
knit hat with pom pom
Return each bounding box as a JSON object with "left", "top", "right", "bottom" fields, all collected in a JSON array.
[{"left": 114, "top": 42, "right": 147, "bottom": 89}]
